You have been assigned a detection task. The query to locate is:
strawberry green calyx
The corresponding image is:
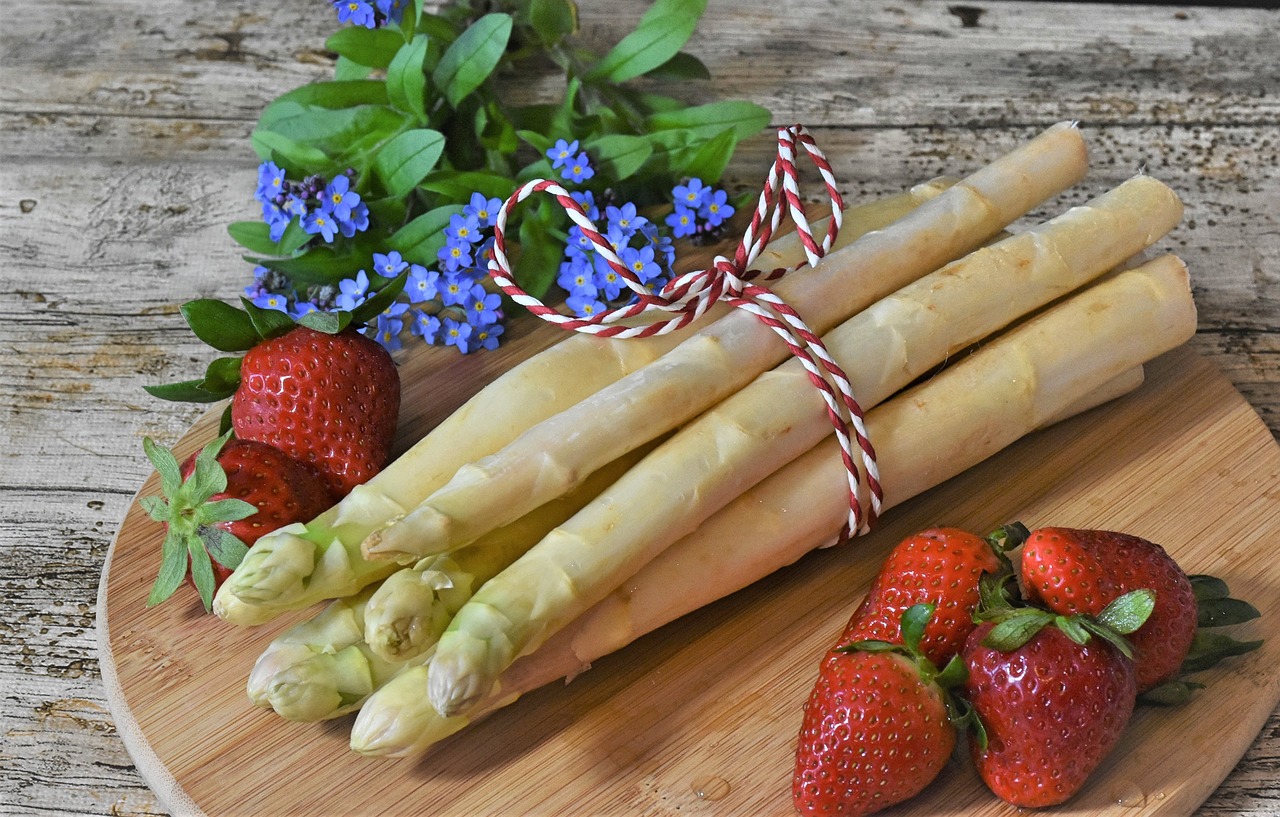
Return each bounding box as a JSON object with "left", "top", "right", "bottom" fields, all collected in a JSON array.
[
  {"left": 138, "top": 431, "right": 255, "bottom": 611},
  {"left": 1141, "top": 573, "right": 1263, "bottom": 705},
  {"left": 143, "top": 272, "right": 407, "bottom": 413},
  {"left": 979, "top": 589, "right": 1155, "bottom": 659},
  {"left": 841, "top": 603, "right": 969, "bottom": 702}
]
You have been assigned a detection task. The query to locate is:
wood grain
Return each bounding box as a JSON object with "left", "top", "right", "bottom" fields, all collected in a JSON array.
[
  {"left": 99, "top": 342, "right": 1280, "bottom": 817},
  {"left": 4, "top": 1, "right": 1280, "bottom": 814}
]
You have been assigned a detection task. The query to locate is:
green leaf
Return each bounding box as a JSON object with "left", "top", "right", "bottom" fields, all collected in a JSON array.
[
  {"left": 241, "top": 297, "right": 297, "bottom": 340},
  {"left": 199, "top": 357, "right": 243, "bottom": 398},
  {"left": 349, "top": 272, "right": 410, "bottom": 325},
  {"left": 515, "top": 207, "right": 565, "bottom": 299},
  {"left": 137, "top": 495, "right": 169, "bottom": 522},
  {"left": 386, "top": 34, "right": 430, "bottom": 123},
  {"left": 143, "top": 379, "right": 234, "bottom": 404},
  {"left": 325, "top": 26, "right": 407, "bottom": 70},
  {"left": 298, "top": 310, "right": 354, "bottom": 334},
  {"left": 188, "top": 539, "right": 217, "bottom": 612},
  {"left": 200, "top": 498, "right": 258, "bottom": 525},
  {"left": 258, "top": 81, "right": 390, "bottom": 129},
  {"left": 386, "top": 204, "right": 464, "bottom": 265},
  {"left": 334, "top": 56, "right": 375, "bottom": 81},
  {"left": 1097, "top": 589, "right": 1156, "bottom": 635},
  {"left": 185, "top": 432, "right": 233, "bottom": 504},
  {"left": 418, "top": 169, "right": 517, "bottom": 201},
  {"left": 227, "top": 219, "right": 312, "bottom": 257},
  {"left": 900, "top": 603, "right": 935, "bottom": 653},
  {"left": 147, "top": 529, "right": 189, "bottom": 607},
  {"left": 1198, "top": 596, "right": 1262, "bottom": 628},
  {"left": 1181, "top": 631, "right": 1264, "bottom": 674},
  {"left": 433, "top": 13, "right": 513, "bottom": 109},
  {"left": 584, "top": 134, "right": 653, "bottom": 181},
  {"left": 644, "top": 51, "right": 711, "bottom": 81},
  {"left": 142, "top": 437, "right": 183, "bottom": 499},
  {"left": 202, "top": 527, "right": 250, "bottom": 571},
  {"left": 1139, "top": 679, "right": 1204, "bottom": 706},
  {"left": 586, "top": 0, "right": 707, "bottom": 83},
  {"left": 258, "top": 103, "right": 408, "bottom": 165},
  {"left": 1190, "top": 574, "right": 1231, "bottom": 601},
  {"left": 252, "top": 129, "right": 332, "bottom": 173},
  {"left": 646, "top": 99, "right": 772, "bottom": 141},
  {"left": 983, "top": 610, "right": 1052, "bottom": 651},
  {"left": 373, "top": 128, "right": 446, "bottom": 198},
  {"left": 529, "top": 0, "right": 578, "bottom": 47},
  {"left": 180, "top": 299, "right": 259, "bottom": 352},
  {"left": 679, "top": 127, "right": 738, "bottom": 184}
]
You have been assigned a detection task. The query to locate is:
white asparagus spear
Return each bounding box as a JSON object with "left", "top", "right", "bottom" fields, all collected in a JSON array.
[
  {"left": 350, "top": 253, "right": 1194, "bottom": 755},
  {"left": 211, "top": 180, "right": 952, "bottom": 626},
  {"left": 361, "top": 440, "right": 660, "bottom": 663},
  {"left": 348, "top": 371, "right": 1145, "bottom": 755},
  {"left": 363, "top": 122, "right": 1089, "bottom": 562},
  {"left": 414, "top": 176, "right": 1182, "bottom": 717}
]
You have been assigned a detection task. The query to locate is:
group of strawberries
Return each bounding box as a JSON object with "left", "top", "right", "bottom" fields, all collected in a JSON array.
[
  {"left": 792, "top": 524, "right": 1261, "bottom": 815},
  {"left": 140, "top": 297, "right": 401, "bottom": 610}
]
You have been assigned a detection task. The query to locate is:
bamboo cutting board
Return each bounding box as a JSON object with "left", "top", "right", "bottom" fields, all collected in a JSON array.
[{"left": 99, "top": 329, "right": 1280, "bottom": 816}]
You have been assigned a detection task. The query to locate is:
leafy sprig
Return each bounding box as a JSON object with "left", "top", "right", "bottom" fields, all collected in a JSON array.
[{"left": 235, "top": 0, "right": 771, "bottom": 301}]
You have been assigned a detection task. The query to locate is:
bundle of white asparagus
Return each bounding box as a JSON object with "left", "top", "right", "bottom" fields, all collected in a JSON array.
[{"left": 220, "top": 122, "right": 1198, "bottom": 759}]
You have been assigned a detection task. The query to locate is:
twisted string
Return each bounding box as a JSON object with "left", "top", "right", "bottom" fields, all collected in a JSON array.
[{"left": 486, "top": 125, "right": 882, "bottom": 537}]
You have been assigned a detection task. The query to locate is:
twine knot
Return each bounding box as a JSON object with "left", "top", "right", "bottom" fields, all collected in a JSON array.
[{"left": 487, "top": 124, "right": 882, "bottom": 538}]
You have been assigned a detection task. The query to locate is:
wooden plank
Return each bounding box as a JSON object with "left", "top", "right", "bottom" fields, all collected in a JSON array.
[{"left": 2, "top": 1, "right": 1278, "bottom": 814}]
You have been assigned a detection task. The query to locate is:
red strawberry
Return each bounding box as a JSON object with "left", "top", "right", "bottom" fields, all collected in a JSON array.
[
  {"left": 231, "top": 326, "right": 400, "bottom": 498},
  {"left": 962, "top": 614, "right": 1139, "bottom": 808},
  {"left": 794, "top": 605, "right": 961, "bottom": 817},
  {"left": 840, "top": 526, "right": 1017, "bottom": 667},
  {"left": 140, "top": 432, "right": 334, "bottom": 610},
  {"left": 1021, "top": 527, "right": 1196, "bottom": 692}
]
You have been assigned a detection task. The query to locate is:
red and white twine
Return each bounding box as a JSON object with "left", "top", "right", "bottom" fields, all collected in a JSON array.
[{"left": 487, "top": 125, "right": 882, "bottom": 538}]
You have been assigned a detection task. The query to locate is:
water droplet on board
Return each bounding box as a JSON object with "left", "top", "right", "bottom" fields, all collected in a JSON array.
[
  {"left": 1114, "top": 781, "right": 1146, "bottom": 808},
  {"left": 691, "top": 776, "right": 731, "bottom": 801}
]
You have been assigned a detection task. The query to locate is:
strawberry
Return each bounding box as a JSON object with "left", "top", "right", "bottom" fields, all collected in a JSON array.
[
  {"left": 1020, "top": 527, "right": 1196, "bottom": 692},
  {"left": 962, "top": 595, "right": 1150, "bottom": 808},
  {"left": 140, "top": 432, "right": 334, "bottom": 610},
  {"left": 839, "top": 525, "right": 1021, "bottom": 667},
  {"left": 794, "top": 605, "right": 963, "bottom": 817},
  {"left": 145, "top": 289, "right": 406, "bottom": 498},
  {"left": 231, "top": 326, "right": 399, "bottom": 497}
]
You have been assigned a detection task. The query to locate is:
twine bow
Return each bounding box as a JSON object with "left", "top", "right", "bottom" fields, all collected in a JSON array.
[{"left": 487, "top": 125, "right": 882, "bottom": 538}]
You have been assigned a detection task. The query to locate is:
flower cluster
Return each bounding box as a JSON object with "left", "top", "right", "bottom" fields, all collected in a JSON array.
[
  {"left": 330, "top": 0, "right": 406, "bottom": 29},
  {"left": 247, "top": 142, "right": 736, "bottom": 353},
  {"left": 255, "top": 163, "right": 370, "bottom": 244},
  {"left": 246, "top": 191, "right": 506, "bottom": 355},
  {"left": 543, "top": 142, "right": 736, "bottom": 320},
  {"left": 665, "top": 177, "right": 735, "bottom": 240}
]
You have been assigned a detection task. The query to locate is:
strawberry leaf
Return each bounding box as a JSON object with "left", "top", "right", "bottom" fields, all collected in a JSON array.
[
  {"left": 983, "top": 609, "right": 1053, "bottom": 651},
  {"left": 142, "top": 436, "right": 183, "bottom": 498},
  {"left": 148, "top": 529, "right": 189, "bottom": 607},
  {"left": 349, "top": 270, "right": 409, "bottom": 325},
  {"left": 1139, "top": 679, "right": 1205, "bottom": 706},
  {"left": 185, "top": 433, "right": 233, "bottom": 503},
  {"left": 201, "top": 527, "right": 250, "bottom": 571},
  {"left": 900, "top": 603, "right": 935, "bottom": 653},
  {"left": 1189, "top": 573, "right": 1230, "bottom": 601},
  {"left": 189, "top": 539, "right": 217, "bottom": 612},
  {"left": 1181, "top": 631, "right": 1264, "bottom": 674},
  {"left": 143, "top": 378, "right": 235, "bottom": 403},
  {"left": 241, "top": 297, "right": 298, "bottom": 340},
  {"left": 298, "top": 310, "right": 355, "bottom": 334},
  {"left": 1096, "top": 588, "right": 1155, "bottom": 635},
  {"left": 181, "top": 299, "right": 261, "bottom": 351},
  {"left": 1198, "top": 596, "right": 1261, "bottom": 628},
  {"left": 199, "top": 498, "right": 258, "bottom": 524}
]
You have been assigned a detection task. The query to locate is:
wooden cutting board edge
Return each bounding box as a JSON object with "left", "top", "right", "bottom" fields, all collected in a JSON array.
[{"left": 96, "top": 344, "right": 1280, "bottom": 817}]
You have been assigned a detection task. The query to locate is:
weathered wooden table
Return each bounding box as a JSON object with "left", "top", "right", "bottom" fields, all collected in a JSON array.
[{"left": 2, "top": 1, "right": 1277, "bottom": 814}]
